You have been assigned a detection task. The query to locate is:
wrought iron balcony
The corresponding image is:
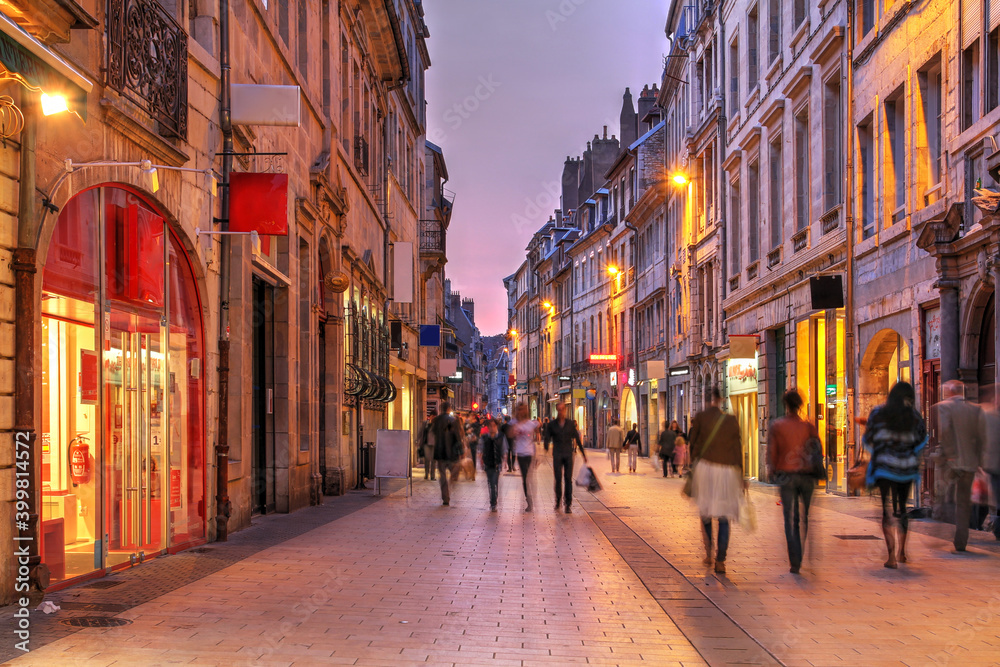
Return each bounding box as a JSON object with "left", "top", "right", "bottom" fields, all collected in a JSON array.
[
  {"left": 105, "top": 0, "right": 188, "bottom": 140},
  {"left": 420, "top": 220, "right": 446, "bottom": 256}
]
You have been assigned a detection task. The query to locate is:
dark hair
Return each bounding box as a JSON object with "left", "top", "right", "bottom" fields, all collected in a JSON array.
[
  {"left": 669, "top": 419, "right": 680, "bottom": 430},
  {"left": 882, "top": 382, "right": 918, "bottom": 432},
  {"left": 711, "top": 386, "right": 722, "bottom": 401},
  {"left": 440, "top": 401, "right": 450, "bottom": 414},
  {"left": 784, "top": 389, "right": 803, "bottom": 414}
]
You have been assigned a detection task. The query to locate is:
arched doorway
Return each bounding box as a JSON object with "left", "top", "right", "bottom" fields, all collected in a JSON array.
[
  {"left": 859, "top": 328, "right": 912, "bottom": 420},
  {"left": 620, "top": 386, "right": 638, "bottom": 430},
  {"left": 40, "top": 186, "right": 206, "bottom": 586},
  {"left": 978, "top": 293, "right": 996, "bottom": 402}
]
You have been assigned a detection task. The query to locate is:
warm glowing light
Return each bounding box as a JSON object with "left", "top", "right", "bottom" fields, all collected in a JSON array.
[
  {"left": 589, "top": 353, "right": 619, "bottom": 363},
  {"left": 40, "top": 93, "right": 68, "bottom": 116},
  {"left": 509, "top": 329, "right": 518, "bottom": 337},
  {"left": 543, "top": 301, "right": 553, "bottom": 309},
  {"left": 607, "top": 266, "right": 620, "bottom": 276},
  {"left": 672, "top": 173, "right": 689, "bottom": 186}
]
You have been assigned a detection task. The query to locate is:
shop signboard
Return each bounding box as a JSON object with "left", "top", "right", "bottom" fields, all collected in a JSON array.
[
  {"left": 589, "top": 353, "right": 618, "bottom": 364},
  {"left": 727, "top": 355, "right": 758, "bottom": 395}
]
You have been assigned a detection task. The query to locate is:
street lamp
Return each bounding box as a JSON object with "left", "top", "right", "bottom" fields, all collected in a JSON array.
[
  {"left": 671, "top": 173, "right": 689, "bottom": 186},
  {"left": 543, "top": 301, "right": 553, "bottom": 310},
  {"left": 607, "top": 265, "right": 620, "bottom": 277},
  {"left": 39, "top": 93, "right": 69, "bottom": 116}
]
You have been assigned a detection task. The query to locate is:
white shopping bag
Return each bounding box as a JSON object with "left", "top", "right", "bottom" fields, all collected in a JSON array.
[{"left": 575, "top": 465, "right": 592, "bottom": 487}]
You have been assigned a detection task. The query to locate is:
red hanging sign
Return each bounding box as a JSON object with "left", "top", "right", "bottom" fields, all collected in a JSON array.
[{"left": 229, "top": 172, "right": 289, "bottom": 236}]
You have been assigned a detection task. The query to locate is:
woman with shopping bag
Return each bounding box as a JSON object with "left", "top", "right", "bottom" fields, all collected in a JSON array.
[{"left": 689, "top": 387, "right": 745, "bottom": 575}]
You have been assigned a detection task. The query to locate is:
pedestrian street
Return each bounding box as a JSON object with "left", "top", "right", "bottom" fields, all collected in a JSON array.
[{"left": 7, "top": 453, "right": 1000, "bottom": 666}]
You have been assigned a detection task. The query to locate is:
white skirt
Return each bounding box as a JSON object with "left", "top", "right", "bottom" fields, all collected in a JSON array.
[{"left": 693, "top": 460, "right": 742, "bottom": 519}]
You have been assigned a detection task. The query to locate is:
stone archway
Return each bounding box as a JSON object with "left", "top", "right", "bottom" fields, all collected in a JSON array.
[{"left": 859, "top": 328, "right": 912, "bottom": 420}]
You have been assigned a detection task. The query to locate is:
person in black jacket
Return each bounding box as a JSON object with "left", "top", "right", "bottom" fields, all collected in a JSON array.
[
  {"left": 544, "top": 403, "right": 588, "bottom": 513},
  {"left": 432, "top": 402, "right": 463, "bottom": 506},
  {"left": 624, "top": 424, "right": 641, "bottom": 473},
  {"left": 658, "top": 420, "right": 680, "bottom": 478},
  {"left": 481, "top": 419, "right": 507, "bottom": 512}
]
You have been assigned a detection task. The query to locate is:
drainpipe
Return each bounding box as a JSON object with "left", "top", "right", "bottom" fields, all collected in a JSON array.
[
  {"left": 844, "top": 0, "right": 857, "bottom": 466},
  {"left": 215, "top": 0, "right": 233, "bottom": 541},
  {"left": 14, "top": 99, "right": 48, "bottom": 596},
  {"left": 717, "top": 2, "right": 729, "bottom": 412},
  {"left": 624, "top": 220, "right": 643, "bottom": 453}
]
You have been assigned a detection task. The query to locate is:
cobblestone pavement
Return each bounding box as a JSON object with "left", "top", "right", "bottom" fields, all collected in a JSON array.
[{"left": 4, "top": 453, "right": 1000, "bottom": 666}]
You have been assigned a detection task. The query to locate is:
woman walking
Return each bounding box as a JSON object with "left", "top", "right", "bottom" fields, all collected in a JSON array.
[
  {"left": 690, "top": 387, "right": 744, "bottom": 574},
  {"left": 863, "top": 382, "right": 927, "bottom": 568},
  {"left": 624, "top": 423, "right": 641, "bottom": 473},
  {"left": 509, "top": 403, "right": 539, "bottom": 512},
  {"left": 767, "top": 389, "right": 820, "bottom": 574}
]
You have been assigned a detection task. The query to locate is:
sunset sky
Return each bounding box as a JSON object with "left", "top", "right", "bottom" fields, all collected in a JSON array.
[{"left": 424, "top": 0, "right": 667, "bottom": 335}]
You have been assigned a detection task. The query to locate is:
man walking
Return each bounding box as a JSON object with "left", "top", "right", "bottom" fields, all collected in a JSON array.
[
  {"left": 935, "top": 380, "right": 984, "bottom": 551},
  {"left": 606, "top": 418, "right": 625, "bottom": 473},
  {"left": 418, "top": 411, "right": 437, "bottom": 480},
  {"left": 544, "top": 402, "right": 588, "bottom": 513},
  {"left": 481, "top": 418, "right": 507, "bottom": 512},
  {"left": 432, "top": 402, "right": 463, "bottom": 506},
  {"left": 979, "top": 386, "right": 1000, "bottom": 541}
]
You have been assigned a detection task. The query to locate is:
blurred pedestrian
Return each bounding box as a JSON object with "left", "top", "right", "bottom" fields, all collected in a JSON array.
[
  {"left": 432, "top": 402, "right": 463, "bottom": 506},
  {"left": 658, "top": 420, "right": 680, "bottom": 478},
  {"left": 674, "top": 427, "right": 689, "bottom": 474},
  {"left": 544, "top": 402, "right": 588, "bottom": 513},
  {"left": 541, "top": 416, "right": 551, "bottom": 453},
  {"left": 979, "top": 386, "right": 1000, "bottom": 540},
  {"left": 767, "top": 389, "right": 820, "bottom": 574},
  {"left": 481, "top": 419, "right": 507, "bottom": 512},
  {"left": 418, "top": 411, "right": 437, "bottom": 480},
  {"left": 935, "top": 380, "right": 984, "bottom": 552},
  {"left": 690, "top": 387, "right": 743, "bottom": 574},
  {"left": 606, "top": 418, "right": 625, "bottom": 473},
  {"left": 503, "top": 415, "right": 516, "bottom": 472},
  {"left": 624, "top": 423, "right": 641, "bottom": 473},
  {"left": 864, "top": 382, "right": 927, "bottom": 567},
  {"left": 510, "top": 403, "right": 538, "bottom": 512}
]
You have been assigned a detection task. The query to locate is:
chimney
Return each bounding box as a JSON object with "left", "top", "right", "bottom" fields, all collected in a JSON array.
[{"left": 620, "top": 87, "right": 638, "bottom": 148}]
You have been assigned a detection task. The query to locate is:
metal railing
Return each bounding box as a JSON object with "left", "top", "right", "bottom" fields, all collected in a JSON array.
[
  {"left": 105, "top": 0, "right": 188, "bottom": 139},
  {"left": 420, "top": 220, "right": 446, "bottom": 254}
]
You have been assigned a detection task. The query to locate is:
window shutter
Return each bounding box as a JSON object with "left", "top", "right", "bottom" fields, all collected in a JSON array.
[
  {"left": 964, "top": 0, "right": 983, "bottom": 48},
  {"left": 991, "top": 0, "right": 1000, "bottom": 30}
]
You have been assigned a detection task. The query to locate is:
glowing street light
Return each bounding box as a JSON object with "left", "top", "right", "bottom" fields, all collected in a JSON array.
[
  {"left": 40, "top": 93, "right": 69, "bottom": 116},
  {"left": 542, "top": 301, "right": 553, "bottom": 310},
  {"left": 607, "top": 266, "right": 620, "bottom": 277},
  {"left": 671, "top": 173, "right": 690, "bottom": 186},
  {"left": 508, "top": 328, "right": 518, "bottom": 337}
]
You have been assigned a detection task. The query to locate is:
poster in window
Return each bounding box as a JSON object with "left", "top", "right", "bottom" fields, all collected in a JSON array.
[
  {"left": 80, "top": 349, "right": 98, "bottom": 404},
  {"left": 924, "top": 307, "right": 941, "bottom": 360}
]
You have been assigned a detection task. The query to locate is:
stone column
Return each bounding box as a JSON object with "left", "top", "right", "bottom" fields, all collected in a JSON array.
[{"left": 938, "top": 279, "right": 961, "bottom": 383}]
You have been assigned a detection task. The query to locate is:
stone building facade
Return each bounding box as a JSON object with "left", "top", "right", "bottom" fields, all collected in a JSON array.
[{"left": 1, "top": 0, "right": 444, "bottom": 603}]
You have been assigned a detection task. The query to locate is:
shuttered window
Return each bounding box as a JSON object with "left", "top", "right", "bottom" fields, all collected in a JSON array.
[
  {"left": 990, "top": 0, "right": 1000, "bottom": 30},
  {"left": 965, "top": 0, "right": 984, "bottom": 48}
]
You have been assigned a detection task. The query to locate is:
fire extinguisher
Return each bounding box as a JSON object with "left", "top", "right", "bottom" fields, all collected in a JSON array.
[{"left": 69, "top": 436, "right": 91, "bottom": 487}]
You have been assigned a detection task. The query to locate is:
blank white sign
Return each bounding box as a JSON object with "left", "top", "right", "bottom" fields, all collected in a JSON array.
[{"left": 375, "top": 429, "right": 411, "bottom": 479}]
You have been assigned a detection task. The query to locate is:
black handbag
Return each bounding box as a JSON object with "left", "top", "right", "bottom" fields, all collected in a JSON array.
[{"left": 804, "top": 436, "right": 827, "bottom": 480}]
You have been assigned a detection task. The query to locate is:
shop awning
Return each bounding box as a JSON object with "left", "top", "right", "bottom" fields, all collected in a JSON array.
[
  {"left": 0, "top": 12, "right": 92, "bottom": 119},
  {"left": 345, "top": 363, "right": 397, "bottom": 403}
]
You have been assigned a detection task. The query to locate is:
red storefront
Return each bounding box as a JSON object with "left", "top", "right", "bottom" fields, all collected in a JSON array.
[{"left": 39, "top": 185, "right": 206, "bottom": 586}]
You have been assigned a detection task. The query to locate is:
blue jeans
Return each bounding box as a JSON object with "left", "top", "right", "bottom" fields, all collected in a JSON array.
[
  {"left": 485, "top": 467, "right": 500, "bottom": 508},
  {"left": 779, "top": 473, "right": 815, "bottom": 568},
  {"left": 702, "top": 517, "right": 730, "bottom": 561}
]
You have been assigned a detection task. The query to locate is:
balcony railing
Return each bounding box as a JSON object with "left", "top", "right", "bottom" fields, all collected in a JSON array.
[
  {"left": 420, "top": 220, "right": 446, "bottom": 255},
  {"left": 105, "top": 0, "right": 188, "bottom": 139}
]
